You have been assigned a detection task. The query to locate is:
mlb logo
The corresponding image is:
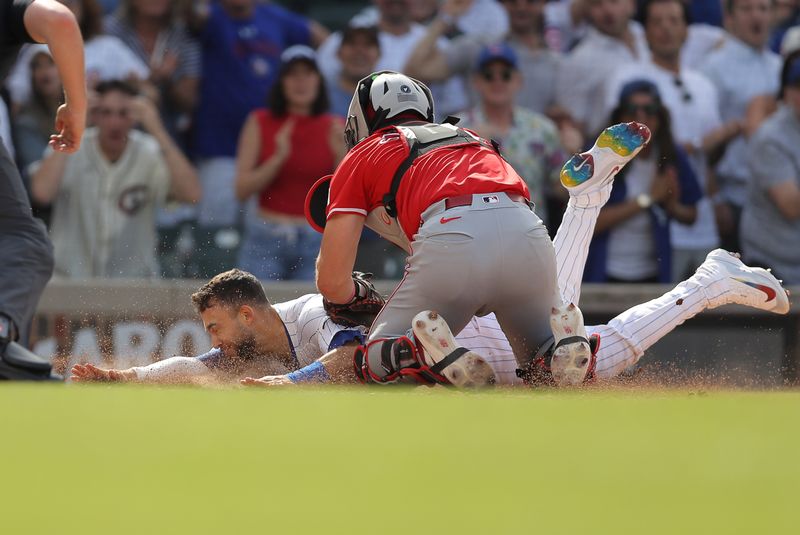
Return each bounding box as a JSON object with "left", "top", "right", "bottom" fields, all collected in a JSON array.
[{"left": 482, "top": 195, "right": 499, "bottom": 204}]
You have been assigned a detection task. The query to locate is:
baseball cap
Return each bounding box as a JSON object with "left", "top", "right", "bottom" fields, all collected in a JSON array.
[
  {"left": 781, "top": 26, "right": 800, "bottom": 57},
  {"left": 476, "top": 42, "right": 518, "bottom": 71},
  {"left": 341, "top": 23, "right": 380, "bottom": 48},
  {"left": 618, "top": 78, "right": 662, "bottom": 103},
  {"left": 280, "top": 45, "right": 318, "bottom": 67}
]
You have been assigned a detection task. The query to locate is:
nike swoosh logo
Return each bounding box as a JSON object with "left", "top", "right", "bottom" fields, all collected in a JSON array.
[
  {"left": 572, "top": 154, "right": 591, "bottom": 172},
  {"left": 734, "top": 278, "right": 777, "bottom": 302},
  {"left": 439, "top": 216, "right": 462, "bottom": 224}
]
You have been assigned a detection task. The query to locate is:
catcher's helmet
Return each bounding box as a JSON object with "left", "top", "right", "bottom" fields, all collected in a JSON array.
[{"left": 344, "top": 71, "right": 435, "bottom": 150}]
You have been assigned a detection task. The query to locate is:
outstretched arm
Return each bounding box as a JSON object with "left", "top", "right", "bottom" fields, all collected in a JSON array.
[
  {"left": 71, "top": 357, "right": 212, "bottom": 384},
  {"left": 241, "top": 343, "right": 360, "bottom": 387},
  {"left": 71, "top": 363, "right": 136, "bottom": 382},
  {"left": 24, "top": 0, "right": 86, "bottom": 153}
]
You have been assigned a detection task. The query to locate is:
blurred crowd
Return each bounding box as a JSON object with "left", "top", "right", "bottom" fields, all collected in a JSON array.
[{"left": 2, "top": 0, "right": 800, "bottom": 285}]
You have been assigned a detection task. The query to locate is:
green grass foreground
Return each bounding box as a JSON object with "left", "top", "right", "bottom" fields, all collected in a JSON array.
[{"left": 0, "top": 385, "right": 797, "bottom": 534}]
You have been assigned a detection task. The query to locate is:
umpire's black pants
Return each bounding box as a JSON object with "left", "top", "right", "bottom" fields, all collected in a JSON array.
[{"left": 0, "top": 141, "right": 53, "bottom": 345}]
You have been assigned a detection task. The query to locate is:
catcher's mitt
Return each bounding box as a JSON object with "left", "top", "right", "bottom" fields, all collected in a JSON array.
[{"left": 323, "top": 271, "right": 386, "bottom": 328}]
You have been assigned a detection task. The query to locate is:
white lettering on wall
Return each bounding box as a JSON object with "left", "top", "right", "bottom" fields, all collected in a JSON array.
[
  {"left": 161, "top": 320, "right": 211, "bottom": 358},
  {"left": 113, "top": 322, "right": 163, "bottom": 368}
]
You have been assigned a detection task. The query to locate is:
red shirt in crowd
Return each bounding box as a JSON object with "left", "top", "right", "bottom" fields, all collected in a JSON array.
[
  {"left": 326, "top": 126, "right": 530, "bottom": 240},
  {"left": 256, "top": 110, "right": 338, "bottom": 217}
]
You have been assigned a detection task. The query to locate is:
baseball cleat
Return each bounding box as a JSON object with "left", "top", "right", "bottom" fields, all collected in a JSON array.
[
  {"left": 412, "top": 310, "right": 496, "bottom": 387},
  {"left": 560, "top": 122, "right": 651, "bottom": 195},
  {"left": 549, "top": 303, "right": 594, "bottom": 386},
  {"left": 693, "top": 249, "right": 790, "bottom": 314}
]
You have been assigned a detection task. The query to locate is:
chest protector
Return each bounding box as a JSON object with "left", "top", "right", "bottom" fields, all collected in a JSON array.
[{"left": 364, "top": 122, "right": 499, "bottom": 253}]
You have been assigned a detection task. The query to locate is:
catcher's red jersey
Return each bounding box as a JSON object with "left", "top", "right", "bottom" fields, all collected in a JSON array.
[{"left": 326, "top": 126, "right": 530, "bottom": 241}]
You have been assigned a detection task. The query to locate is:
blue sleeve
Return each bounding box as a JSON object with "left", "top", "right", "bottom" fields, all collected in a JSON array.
[
  {"left": 195, "top": 347, "right": 225, "bottom": 369},
  {"left": 328, "top": 329, "right": 366, "bottom": 351},
  {"left": 607, "top": 175, "right": 627, "bottom": 205},
  {"left": 200, "top": 3, "right": 225, "bottom": 45},
  {"left": 286, "top": 361, "right": 331, "bottom": 383},
  {"left": 270, "top": 4, "right": 311, "bottom": 47},
  {"left": 675, "top": 146, "right": 703, "bottom": 205}
]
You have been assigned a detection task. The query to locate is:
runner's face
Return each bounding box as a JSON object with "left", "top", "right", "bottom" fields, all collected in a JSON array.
[{"left": 200, "top": 304, "right": 255, "bottom": 359}]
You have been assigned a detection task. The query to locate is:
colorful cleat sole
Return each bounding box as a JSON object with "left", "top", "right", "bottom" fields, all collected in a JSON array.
[
  {"left": 596, "top": 122, "right": 651, "bottom": 157},
  {"left": 560, "top": 122, "right": 651, "bottom": 192}
]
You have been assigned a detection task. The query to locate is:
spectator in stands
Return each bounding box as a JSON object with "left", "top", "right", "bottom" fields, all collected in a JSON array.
[
  {"left": 544, "top": 0, "right": 590, "bottom": 52},
  {"left": 459, "top": 43, "right": 567, "bottom": 228},
  {"left": 7, "top": 0, "right": 148, "bottom": 110},
  {"left": 190, "top": 0, "right": 327, "bottom": 278},
  {"left": 409, "top": 0, "right": 510, "bottom": 38},
  {"left": 234, "top": 46, "right": 343, "bottom": 281},
  {"left": 327, "top": 24, "right": 380, "bottom": 117},
  {"left": 741, "top": 51, "right": 800, "bottom": 285},
  {"left": 105, "top": 0, "right": 200, "bottom": 139},
  {"left": 769, "top": 0, "right": 799, "bottom": 53},
  {"left": 637, "top": 0, "right": 724, "bottom": 27},
  {"left": 404, "top": 0, "right": 562, "bottom": 115},
  {"left": 555, "top": 0, "right": 650, "bottom": 137},
  {"left": 29, "top": 81, "right": 200, "bottom": 278},
  {"left": 103, "top": 0, "right": 202, "bottom": 278},
  {"left": 317, "top": 0, "right": 468, "bottom": 117},
  {"left": 603, "top": 0, "right": 736, "bottom": 280},
  {"left": 700, "top": 0, "right": 781, "bottom": 253},
  {"left": 585, "top": 80, "right": 701, "bottom": 283},
  {"left": 11, "top": 48, "right": 62, "bottom": 192}
]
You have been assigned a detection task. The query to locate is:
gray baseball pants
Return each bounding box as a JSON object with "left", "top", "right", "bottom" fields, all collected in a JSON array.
[
  {"left": 367, "top": 192, "right": 558, "bottom": 378},
  {"left": 0, "top": 141, "right": 54, "bottom": 344}
]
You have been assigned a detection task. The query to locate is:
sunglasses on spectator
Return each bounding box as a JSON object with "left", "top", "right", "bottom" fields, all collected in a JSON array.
[
  {"left": 481, "top": 68, "right": 514, "bottom": 82},
  {"left": 623, "top": 103, "right": 659, "bottom": 116}
]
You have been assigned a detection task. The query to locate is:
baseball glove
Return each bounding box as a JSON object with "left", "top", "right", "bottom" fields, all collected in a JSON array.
[{"left": 323, "top": 271, "right": 386, "bottom": 328}]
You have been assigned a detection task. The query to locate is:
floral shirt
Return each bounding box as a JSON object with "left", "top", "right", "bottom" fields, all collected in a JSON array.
[{"left": 459, "top": 106, "right": 566, "bottom": 226}]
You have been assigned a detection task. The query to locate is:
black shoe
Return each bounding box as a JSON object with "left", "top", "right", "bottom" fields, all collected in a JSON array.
[{"left": 0, "top": 341, "right": 62, "bottom": 381}]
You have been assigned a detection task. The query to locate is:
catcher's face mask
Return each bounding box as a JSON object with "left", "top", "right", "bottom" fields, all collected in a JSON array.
[{"left": 344, "top": 71, "right": 435, "bottom": 150}]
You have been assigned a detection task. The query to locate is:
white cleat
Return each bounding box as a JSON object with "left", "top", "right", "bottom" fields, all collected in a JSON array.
[
  {"left": 693, "top": 249, "right": 790, "bottom": 314},
  {"left": 412, "top": 310, "right": 496, "bottom": 388},
  {"left": 549, "top": 303, "right": 593, "bottom": 386},
  {"left": 560, "top": 122, "right": 651, "bottom": 196}
]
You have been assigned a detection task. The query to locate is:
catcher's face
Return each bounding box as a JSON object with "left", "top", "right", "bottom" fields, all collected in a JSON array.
[{"left": 200, "top": 304, "right": 258, "bottom": 360}]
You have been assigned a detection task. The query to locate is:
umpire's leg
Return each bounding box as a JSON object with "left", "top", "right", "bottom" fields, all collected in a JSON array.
[{"left": 0, "top": 142, "right": 54, "bottom": 372}]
